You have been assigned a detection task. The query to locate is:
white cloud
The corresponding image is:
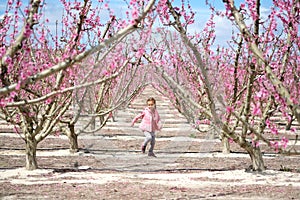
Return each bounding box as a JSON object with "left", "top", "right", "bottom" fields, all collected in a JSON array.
[{"left": 214, "top": 15, "right": 236, "bottom": 47}]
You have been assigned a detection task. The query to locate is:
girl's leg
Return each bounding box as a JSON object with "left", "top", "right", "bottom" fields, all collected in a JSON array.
[
  {"left": 148, "top": 132, "right": 156, "bottom": 156},
  {"left": 142, "top": 132, "right": 152, "bottom": 153}
]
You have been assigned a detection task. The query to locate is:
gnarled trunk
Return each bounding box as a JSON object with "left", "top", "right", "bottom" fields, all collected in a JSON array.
[
  {"left": 245, "top": 145, "right": 265, "bottom": 171},
  {"left": 222, "top": 136, "right": 230, "bottom": 154},
  {"left": 25, "top": 133, "right": 38, "bottom": 170},
  {"left": 90, "top": 118, "right": 96, "bottom": 131},
  {"left": 66, "top": 124, "right": 78, "bottom": 153}
]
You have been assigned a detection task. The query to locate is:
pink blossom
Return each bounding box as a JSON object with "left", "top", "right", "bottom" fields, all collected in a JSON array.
[
  {"left": 226, "top": 106, "right": 234, "bottom": 113},
  {"left": 252, "top": 104, "right": 261, "bottom": 116},
  {"left": 136, "top": 48, "right": 145, "bottom": 57},
  {"left": 270, "top": 126, "right": 279, "bottom": 135},
  {"left": 280, "top": 137, "right": 289, "bottom": 149},
  {"left": 265, "top": 118, "right": 272, "bottom": 127},
  {"left": 130, "top": 19, "right": 136, "bottom": 25},
  {"left": 15, "top": 114, "right": 20, "bottom": 123},
  {"left": 0, "top": 100, "right": 7, "bottom": 107},
  {"left": 131, "top": 7, "right": 139, "bottom": 19},
  {"left": 129, "top": 0, "right": 137, "bottom": 5},
  {"left": 270, "top": 141, "right": 279, "bottom": 153},
  {"left": 24, "top": 25, "right": 32, "bottom": 38},
  {"left": 15, "top": 81, "right": 21, "bottom": 90},
  {"left": 240, "top": 3, "right": 246, "bottom": 10},
  {"left": 202, "top": 119, "right": 211, "bottom": 125},
  {"left": 10, "top": 91, "right": 17, "bottom": 98},
  {"left": 16, "top": 1, "right": 22, "bottom": 7},
  {"left": 251, "top": 140, "right": 260, "bottom": 147},
  {"left": 290, "top": 128, "right": 296, "bottom": 133},
  {"left": 45, "top": 98, "right": 52, "bottom": 104}
]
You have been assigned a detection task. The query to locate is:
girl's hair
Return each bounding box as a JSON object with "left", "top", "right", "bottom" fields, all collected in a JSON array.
[{"left": 147, "top": 97, "right": 156, "bottom": 104}]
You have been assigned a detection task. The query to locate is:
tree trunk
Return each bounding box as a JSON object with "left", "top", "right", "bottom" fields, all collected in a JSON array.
[
  {"left": 222, "top": 136, "right": 230, "bottom": 154},
  {"left": 99, "top": 115, "right": 105, "bottom": 126},
  {"left": 25, "top": 133, "right": 38, "bottom": 170},
  {"left": 66, "top": 124, "right": 78, "bottom": 153},
  {"left": 90, "top": 117, "right": 96, "bottom": 131},
  {"left": 245, "top": 146, "right": 266, "bottom": 171}
]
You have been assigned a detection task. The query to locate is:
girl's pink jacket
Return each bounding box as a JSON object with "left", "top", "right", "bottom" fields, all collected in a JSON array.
[{"left": 131, "top": 107, "right": 161, "bottom": 132}]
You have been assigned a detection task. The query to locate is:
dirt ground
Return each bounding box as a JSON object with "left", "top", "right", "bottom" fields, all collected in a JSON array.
[{"left": 0, "top": 133, "right": 300, "bottom": 200}]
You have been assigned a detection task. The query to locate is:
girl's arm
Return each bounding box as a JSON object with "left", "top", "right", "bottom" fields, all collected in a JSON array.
[
  {"left": 155, "top": 110, "right": 162, "bottom": 130},
  {"left": 131, "top": 111, "right": 145, "bottom": 126}
]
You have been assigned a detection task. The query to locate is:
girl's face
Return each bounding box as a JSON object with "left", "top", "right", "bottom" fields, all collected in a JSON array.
[{"left": 147, "top": 100, "right": 155, "bottom": 110}]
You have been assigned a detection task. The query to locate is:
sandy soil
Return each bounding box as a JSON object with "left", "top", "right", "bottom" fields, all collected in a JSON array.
[{"left": 0, "top": 133, "right": 300, "bottom": 200}]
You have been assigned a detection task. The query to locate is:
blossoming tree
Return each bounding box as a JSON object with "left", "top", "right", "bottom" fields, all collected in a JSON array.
[
  {"left": 146, "top": 0, "right": 299, "bottom": 171},
  {"left": 0, "top": 0, "right": 299, "bottom": 172},
  {"left": 0, "top": 0, "right": 156, "bottom": 170}
]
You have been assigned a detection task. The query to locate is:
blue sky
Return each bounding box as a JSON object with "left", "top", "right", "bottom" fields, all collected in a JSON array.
[{"left": 0, "top": 0, "right": 274, "bottom": 47}]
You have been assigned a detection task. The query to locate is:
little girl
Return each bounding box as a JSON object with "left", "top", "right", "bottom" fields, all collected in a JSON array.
[{"left": 131, "top": 97, "right": 162, "bottom": 157}]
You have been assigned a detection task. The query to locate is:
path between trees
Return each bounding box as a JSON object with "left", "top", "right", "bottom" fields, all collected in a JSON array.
[{"left": 1, "top": 86, "right": 300, "bottom": 199}]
